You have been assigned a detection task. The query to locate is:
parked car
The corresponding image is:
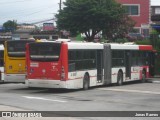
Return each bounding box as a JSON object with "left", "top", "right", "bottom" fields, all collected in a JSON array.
[{"left": 126, "top": 33, "right": 145, "bottom": 41}]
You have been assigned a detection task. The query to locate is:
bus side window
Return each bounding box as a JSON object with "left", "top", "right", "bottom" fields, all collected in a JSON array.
[
  {"left": 68, "top": 51, "right": 76, "bottom": 72},
  {"left": 69, "top": 63, "right": 76, "bottom": 72}
]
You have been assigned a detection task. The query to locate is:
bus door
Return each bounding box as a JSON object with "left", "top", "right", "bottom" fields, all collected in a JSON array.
[
  {"left": 125, "top": 51, "right": 131, "bottom": 79},
  {"left": 97, "top": 50, "right": 103, "bottom": 83}
]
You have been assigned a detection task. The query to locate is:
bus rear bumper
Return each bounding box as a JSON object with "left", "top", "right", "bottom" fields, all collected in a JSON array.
[
  {"left": 4, "top": 74, "right": 25, "bottom": 83},
  {"left": 26, "top": 79, "right": 83, "bottom": 89}
]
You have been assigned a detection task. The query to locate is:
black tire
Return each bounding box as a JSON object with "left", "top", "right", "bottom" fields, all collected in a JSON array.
[
  {"left": 141, "top": 70, "right": 146, "bottom": 83},
  {"left": 83, "top": 74, "right": 89, "bottom": 90},
  {"left": 117, "top": 72, "right": 123, "bottom": 86}
]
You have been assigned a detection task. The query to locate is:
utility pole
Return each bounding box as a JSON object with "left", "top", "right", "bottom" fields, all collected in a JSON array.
[
  {"left": 59, "top": 0, "right": 62, "bottom": 11},
  {"left": 59, "top": 0, "right": 62, "bottom": 38}
]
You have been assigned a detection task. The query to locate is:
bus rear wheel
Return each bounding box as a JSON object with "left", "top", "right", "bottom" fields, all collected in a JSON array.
[
  {"left": 117, "top": 72, "right": 123, "bottom": 86},
  {"left": 83, "top": 74, "right": 89, "bottom": 90}
]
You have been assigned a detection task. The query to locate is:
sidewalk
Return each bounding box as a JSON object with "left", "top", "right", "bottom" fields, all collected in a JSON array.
[
  {"left": 0, "top": 105, "right": 80, "bottom": 120},
  {"left": 147, "top": 76, "right": 160, "bottom": 83},
  {"left": 153, "top": 75, "right": 160, "bottom": 78}
]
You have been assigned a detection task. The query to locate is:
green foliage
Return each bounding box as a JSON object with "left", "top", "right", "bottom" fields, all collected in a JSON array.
[
  {"left": 154, "top": 39, "right": 160, "bottom": 52},
  {"left": 135, "top": 38, "right": 160, "bottom": 52},
  {"left": 100, "top": 38, "right": 109, "bottom": 43},
  {"left": 115, "top": 38, "right": 128, "bottom": 43},
  {"left": 76, "top": 33, "right": 84, "bottom": 41},
  {"left": 151, "top": 29, "right": 159, "bottom": 35},
  {"left": 56, "top": 0, "right": 134, "bottom": 42},
  {"left": 3, "top": 20, "right": 17, "bottom": 32},
  {"left": 150, "top": 29, "right": 160, "bottom": 51},
  {"left": 135, "top": 39, "right": 151, "bottom": 45}
]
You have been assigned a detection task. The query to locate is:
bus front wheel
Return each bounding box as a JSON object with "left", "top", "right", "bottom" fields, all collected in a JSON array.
[{"left": 83, "top": 74, "right": 89, "bottom": 90}]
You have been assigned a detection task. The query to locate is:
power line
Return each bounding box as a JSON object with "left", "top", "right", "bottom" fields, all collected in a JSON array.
[
  {"left": 0, "top": 0, "right": 59, "bottom": 24},
  {"left": 19, "top": 18, "right": 55, "bottom": 24},
  {"left": 31, "top": 18, "right": 55, "bottom": 24},
  {"left": 1, "top": 5, "right": 55, "bottom": 20}
]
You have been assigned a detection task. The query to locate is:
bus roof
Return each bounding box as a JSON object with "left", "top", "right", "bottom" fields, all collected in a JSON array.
[
  {"left": 109, "top": 44, "right": 153, "bottom": 51},
  {"left": 67, "top": 42, "right": 103, "bottom": 50},
  {"left": 28, "top": 41, "right": 153, "bottom": 51},
  {"left": 6, "top": 39, "right": 35, "bottom": 43},
  {"left": 56, "top": 39, "right": 71, "bottom": 42}
]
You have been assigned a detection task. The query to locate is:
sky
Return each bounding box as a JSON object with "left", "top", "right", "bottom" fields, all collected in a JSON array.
[{"left": 0, "top": 0, "right": 159, "bottom": 25}]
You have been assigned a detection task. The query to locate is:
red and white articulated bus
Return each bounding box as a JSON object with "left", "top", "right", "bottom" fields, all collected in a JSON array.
[{"left": 25, "top": 42, "right": 154, "bottom": 89}]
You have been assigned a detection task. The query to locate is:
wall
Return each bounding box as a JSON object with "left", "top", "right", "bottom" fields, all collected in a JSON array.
[{"left": 116, "top": 0, "right": 150, "bottom": 34}]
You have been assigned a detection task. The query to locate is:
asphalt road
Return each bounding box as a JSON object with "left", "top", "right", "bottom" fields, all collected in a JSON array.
[{"left": 0, "top": 78, "right": 160, "bottom": 120}]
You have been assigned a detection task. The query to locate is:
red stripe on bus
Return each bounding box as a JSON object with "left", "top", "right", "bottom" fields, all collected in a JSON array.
[{"left": 139, "top": 45, "right": 153, "bottom": 51}]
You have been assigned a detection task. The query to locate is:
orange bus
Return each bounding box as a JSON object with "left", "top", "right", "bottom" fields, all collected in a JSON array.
[{"left": 4, "top": 40, "right": 34, "bottom": 83}]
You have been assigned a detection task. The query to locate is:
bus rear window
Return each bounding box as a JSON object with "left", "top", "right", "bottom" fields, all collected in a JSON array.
[
  {"left": 29, "top": 43, "right": 61, "bottom": 62},
  {"left": 7, "top": 40, "right": 33, "bottom": 57}
]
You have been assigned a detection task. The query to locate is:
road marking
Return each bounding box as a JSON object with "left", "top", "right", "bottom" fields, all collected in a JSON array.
[
  {"left": 98, "top": 88, "right": 160, "bottom": 95},
  {"left": 23, "top": 96, "right": 67, "bottom": 103}
]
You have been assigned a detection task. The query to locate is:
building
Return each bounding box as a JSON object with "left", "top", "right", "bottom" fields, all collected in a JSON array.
[
  {"left": 0, "top": 32, "right": 12, "bottom": 44},
  {"left": 43, "top": 23, "right": 55, "bottom": 31},
  {"left": 116, "top": 0, "right": 150, "bottom": 37},
  {"left": 12, "top": 30, "right": 33, "bottom": 40},
  {"left": 12, "top": 24, "right": 36, "bottom": 40},
  {"left": 30, "top": 31, "right": 59, "bottom": 41},
  {"left": 151, "top": 6, "right": 160, "bottom": 33}
]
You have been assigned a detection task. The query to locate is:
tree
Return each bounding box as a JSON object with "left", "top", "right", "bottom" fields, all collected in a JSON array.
[
  {"left": 105, "top": 15, "right": 135, "bottom": 41},
  {"left": 150, "top": 29, "right": 159, "bottom": 49},
  {"left": 3, "top": 20, "right": 17, "bottom": 32},
  {"left": 56, "top": 0, "right": 135, "bottom": 42}
]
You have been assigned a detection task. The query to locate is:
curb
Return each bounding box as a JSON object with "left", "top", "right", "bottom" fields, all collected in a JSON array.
[{"left": 147, "top": 78, "right": 160, "bottom": 84}]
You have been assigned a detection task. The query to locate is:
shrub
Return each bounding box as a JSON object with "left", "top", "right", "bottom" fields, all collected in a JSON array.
[
  {"left": 115, "top": 38, "right": 128, "bottom": 43},
  {"left": 135, "top": 39, "right": 151, "bottom": 45}
]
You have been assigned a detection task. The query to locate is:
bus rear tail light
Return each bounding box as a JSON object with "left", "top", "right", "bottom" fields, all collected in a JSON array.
[{"left": 61, "top": 66, "right": 65, "bottom": 81}]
